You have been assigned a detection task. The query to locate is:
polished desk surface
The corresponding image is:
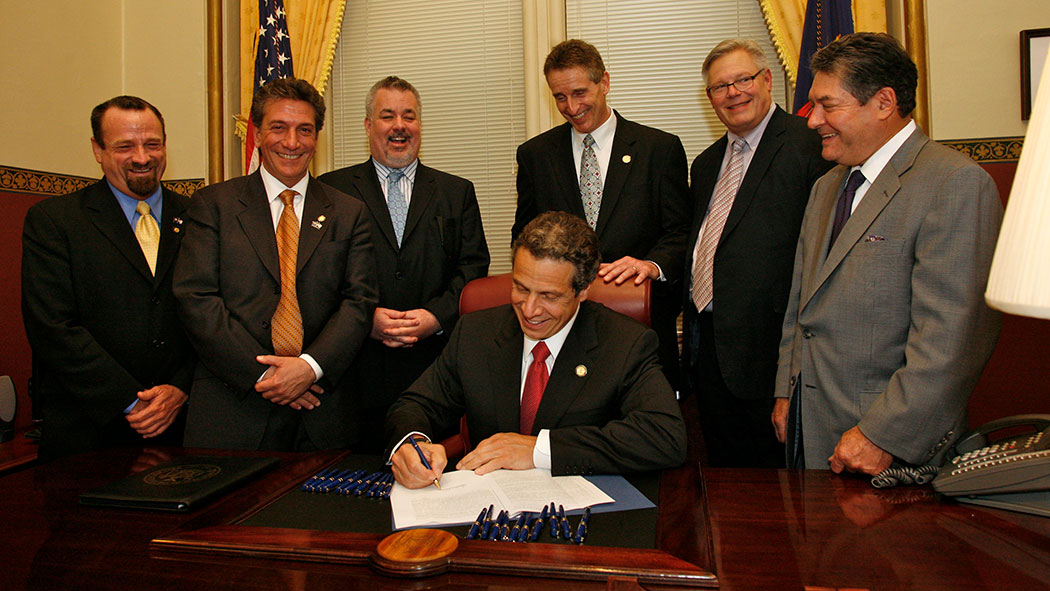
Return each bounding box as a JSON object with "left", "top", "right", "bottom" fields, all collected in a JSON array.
[{"left": 3, "top": 447, "right": 1049, "bottom": 590}]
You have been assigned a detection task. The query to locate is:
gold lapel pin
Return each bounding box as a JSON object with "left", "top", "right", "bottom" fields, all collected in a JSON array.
[
  {"left": 575, "top": 365, "right": 588, "bottom": 377},
  {"left": 622, "top": 155, "right": 632, "bottom": 164},
  {"left": 311, "top": 220, "right": 323, "bottom": 230},
  {"left": 318, "top": 215, "right": 326, "bottom": 222}
]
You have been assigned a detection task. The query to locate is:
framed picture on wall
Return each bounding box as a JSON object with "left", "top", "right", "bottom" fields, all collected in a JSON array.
[{"left": 1021, "top": 28, "right": 1050, "bottom": 120}]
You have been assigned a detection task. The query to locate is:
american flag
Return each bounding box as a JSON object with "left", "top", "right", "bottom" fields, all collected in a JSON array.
[
  {"left": 792, "top": 0, "right": 853, "bottom": 117},
  {"left": 246, "top": 0, "right": 295, "bottom": 174}
]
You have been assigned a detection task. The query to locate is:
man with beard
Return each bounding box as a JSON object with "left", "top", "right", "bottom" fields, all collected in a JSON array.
[
  {"left": 22, "top": 96, "right": 193, "bottom": 461},
  {"left": 318, "top": 76, "right": 489, "bottom": 451}
]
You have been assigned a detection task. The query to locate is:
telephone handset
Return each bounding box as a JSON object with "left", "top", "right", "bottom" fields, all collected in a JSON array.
[{"left": 932, "top": 414, "right": 1050, "bottom": 497}]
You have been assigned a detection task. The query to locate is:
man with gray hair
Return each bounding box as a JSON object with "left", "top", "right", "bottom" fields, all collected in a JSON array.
[
  {"left": 682, "top": 39, "right": 831, "bottom": 468},
  {"left": 387, "top": 211, "right": 685, "bottom": 488},
  {"left": 318, "top": 76, "right": 489, "bottom": 453}
]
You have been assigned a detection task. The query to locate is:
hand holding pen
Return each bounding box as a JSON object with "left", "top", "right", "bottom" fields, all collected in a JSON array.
[{"left": 390, "top": 435, "right": 447, "bottom": 489}]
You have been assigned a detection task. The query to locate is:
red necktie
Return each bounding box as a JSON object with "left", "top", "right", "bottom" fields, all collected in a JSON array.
[{"left": 519, "top": 341, "right": 551, "bottom": 435}]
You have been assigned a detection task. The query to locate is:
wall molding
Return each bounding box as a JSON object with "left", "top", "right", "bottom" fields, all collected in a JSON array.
[
  {"left": 0, "top": 165, "right": 204, "bottom": 197},
  {"left": 942, "top": 137, "right": 1024, "bottom": 163}
]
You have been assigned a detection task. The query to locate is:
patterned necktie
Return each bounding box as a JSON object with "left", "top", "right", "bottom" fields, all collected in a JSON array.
[
  {"left": 271, "top": 189, "right": 303, "bottom": 356},
  {"left": 829, "top": 169, "right": 866, "bottom": 247},
  {"left": 520, "top": 341, "right": 551, "bottom": 435},
  {"left": 134, "top": 201, "right": 160, "bottom": 275},
  {"left": 579, "top": 134, "right": 602, "bottom": 229},
  {"left": 691, "top": 139, "right": 746, "bottom": 311},
  {"left": 387, "top": 168, "right": 408, "bottom": 246}
]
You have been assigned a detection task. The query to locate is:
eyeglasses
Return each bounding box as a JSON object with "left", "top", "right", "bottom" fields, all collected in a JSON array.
[{"left": 706, "top": 69, "right": 767, "bottom": 97}]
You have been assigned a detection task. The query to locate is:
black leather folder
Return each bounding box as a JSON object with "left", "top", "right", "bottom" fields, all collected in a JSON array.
[{"left": 79, "top": 455, "right": 279, "bottom": 512}]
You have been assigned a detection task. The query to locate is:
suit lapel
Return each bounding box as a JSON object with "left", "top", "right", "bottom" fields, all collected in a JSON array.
[
  {"left": 236, "top": 172, "right": 281, "bottom": 283},
  {"left": 721, "top": 108, "right": 787, "bottom": 242},
  {"left": 489, "top": 310, "right": 526, "bottom": 433},
  {"left": 353, "top": 160, "right": 400, "bottom": 250},
  {"left": 82, "top": 180, "right": 154, "bottom": 282},
  {"left": 690, "top": 136, "right": 727, "bottom": 232},
  {"left": 152, "top": 189, "right": 187, "bottom": 286},
  {"left": 546, "top": 125, "right": 586, "bottom": 217},
  {"left": 532, "top": 303, "right": 596, "bottom": 432},
  {"left": 298, "top": 177, "right": 333, "bottom": 273},
  {"left": 404, "top": 163, "right": 436, "bottom": 243},
  {"left": 597, "top": 113, "right": 635, "bottom": 236},
  {"left": 803, "top": 130, "right": 927, "bottom": 308}
]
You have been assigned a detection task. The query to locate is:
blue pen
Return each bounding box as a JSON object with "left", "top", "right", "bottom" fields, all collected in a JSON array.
[
  {"left": 321, "top": 469, "right": 354, "bottom": 493},
  {"left": 479, "top": 505, "right": 495, "bottom": 539},
  {"left": 368, "top": 473, "right": 393, "bottom": 498},
  {"left": 408, "top": 437, "right": 441, "bottom": 489},
  {"left": 549, "top": 502, "right": 559, "bottom": 538},
  {"left": 509, "top": 512, "right": 527, "bottom": 541},
  {"left": 530, "top": 504, "right": 548, "bottom": 542},
  {"left": 466, "top": 507, "right": 488, "bottom": 539},
  {"left": 304, "top": 468, "right": 336, "bottom": 492},
  {"left": 488, "top": 510, "right": 506, "bottom": 541},
  {"left": 515, "top": 513, "right": 533, "bottom": 542},
  {"left": 573, "top": 507, "right": 591, "bottom": 544},
  {"left": 558, "top": 504, "right": 571, "bottom": 539},
  {"left": 355, "top": 471, "right": 380, "bottom": 496}
]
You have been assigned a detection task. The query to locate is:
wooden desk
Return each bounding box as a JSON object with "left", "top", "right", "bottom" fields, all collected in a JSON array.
[
  {"left": 0, "top": 427, "right": 37, "bottom": 474},
  {"left": 2, "top": 448, "right": 1048, "bottom": 590}
]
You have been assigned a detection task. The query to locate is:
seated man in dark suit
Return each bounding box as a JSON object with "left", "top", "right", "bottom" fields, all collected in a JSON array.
[
  {"left": 387, "top": 211, "right": 686, "bottom": 488},
  {"left": 22, "top": 96, "right": 193, "bottom": 460}
]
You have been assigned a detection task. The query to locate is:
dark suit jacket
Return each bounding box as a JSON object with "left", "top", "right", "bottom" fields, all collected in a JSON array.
[
  {"left": 317, "top": 160, "right": 489, "bottom": 410},
  {"left": 682, "top": 107, "right": 832, "bottom": 400},
  {"left": 173, "top": 172, "right": 378, "bottom": 450},
  {"left": 385, "top": 301, "right": 687, "bottom": 475},
  {"left": 513, "top": 113, "right": 691, "bottom": 385},
  {"left": 22, "top": 180, "right": 194, "bottom": 460}
]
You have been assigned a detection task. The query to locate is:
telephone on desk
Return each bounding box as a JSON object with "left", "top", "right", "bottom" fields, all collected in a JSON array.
[{"left": 932, "top": 414, "right": 1050, "bottom": 517}]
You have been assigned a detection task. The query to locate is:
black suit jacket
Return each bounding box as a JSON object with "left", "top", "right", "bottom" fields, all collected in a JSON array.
[
  {"left": 513, "top": 113, "right": 691, "bottom": 385},
  {"left": 317, "top": 160, "right": 489, "bottom": 409},
  {"left": 385, "top": 301, "right": 687, "bottom": 475},
  {"left": 22, "top": 180, "right": 194, "bottom": 460},
  {"left": 682, "top": 107, "right": 832, "bottom": 400},
  {"left": 173, "top": 172, "right": 378, "bottom": 450}
]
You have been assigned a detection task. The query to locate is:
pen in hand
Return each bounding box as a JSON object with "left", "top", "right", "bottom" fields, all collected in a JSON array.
[{"left": 408, "top": 436, "right": 441, "bottom": 489}]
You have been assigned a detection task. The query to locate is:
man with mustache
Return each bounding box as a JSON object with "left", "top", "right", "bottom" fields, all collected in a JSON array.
[
  {"left": 513, "top": 39, "right": 691, "bottom": 391},
  {"left": 22, "top": 96, "right": 193, "bottom": 460},
  {"left": 318, "top": 76, "right": 489, "bottom": 452},
  {"left": 174, "top": 78, "right": 377, "bottom": 451}
]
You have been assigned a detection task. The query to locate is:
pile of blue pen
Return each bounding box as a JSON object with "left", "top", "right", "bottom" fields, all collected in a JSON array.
[
  {"left": 300, "top": 469, "right": 393, "bottom": 498},
  {"left": 465, "top": 502, "right": 591, "bottom": 544}
]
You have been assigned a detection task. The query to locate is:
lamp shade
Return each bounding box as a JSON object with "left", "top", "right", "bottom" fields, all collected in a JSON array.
[{"left": 985, "top": 44, "right": 1050, "bottom": 319}]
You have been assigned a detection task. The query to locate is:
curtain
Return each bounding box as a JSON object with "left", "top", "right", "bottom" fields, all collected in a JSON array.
[
  {"left": 237, "top": 0, "right": 346, "bottom": 140},
  {"left": 760, "top": 0, "right": 886, "bottom": 86}
]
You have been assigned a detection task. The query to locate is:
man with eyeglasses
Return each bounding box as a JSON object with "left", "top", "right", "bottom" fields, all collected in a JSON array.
[
  {"left": 22, "top": 96, "right": 194, "bottom": 460},
  {"left": 682, "top": 39, "right": 832, "bottom": 468}
]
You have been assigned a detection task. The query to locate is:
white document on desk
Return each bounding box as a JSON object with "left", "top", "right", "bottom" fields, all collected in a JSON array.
[{"left": 390, "top": 468, "right": 614, "bottom": 530}]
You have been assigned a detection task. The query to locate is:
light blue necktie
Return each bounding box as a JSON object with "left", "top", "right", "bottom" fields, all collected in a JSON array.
[{"left": 387, "top": 168, "right": 408, "bottom": 246}]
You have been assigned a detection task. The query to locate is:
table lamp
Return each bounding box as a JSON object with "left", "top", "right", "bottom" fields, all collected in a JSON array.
[{"left": 985, "top": 44, "right": 1050, "bottom": 318}]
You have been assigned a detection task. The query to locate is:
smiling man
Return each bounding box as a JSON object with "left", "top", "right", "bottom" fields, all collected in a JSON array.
[
  {"left": 681, "top": 39, "right": 831, "bottom": 469},
  {"left": 174, "top": 78, "right": 378, "bottom": 452},
  {"left": 318, "top": 77, "right": 488, "bottom": 453},
  {"left": 22, "top": 96, "right": 193, "bottom": 461},
  {"left": 513, "top": 39, "right": 690, "bottom": 391},
  {"left": 386, "top": 211, "right": 686, "bottom": 489},
  {"left": 773, "top": 33, "right": 1002, "bottom": 475}
]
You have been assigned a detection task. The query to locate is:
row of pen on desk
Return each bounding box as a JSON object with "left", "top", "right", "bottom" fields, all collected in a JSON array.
[
  {"left": 300, "top": 469, "right": 394, "bottom": 498},
  {"left": 466, "top": 503, "right": 591, "bottom": 544}
]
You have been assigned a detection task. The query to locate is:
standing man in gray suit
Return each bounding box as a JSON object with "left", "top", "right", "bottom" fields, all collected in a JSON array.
[{"left": 773, "top": 33, "right": 1002, "bottom": 474}]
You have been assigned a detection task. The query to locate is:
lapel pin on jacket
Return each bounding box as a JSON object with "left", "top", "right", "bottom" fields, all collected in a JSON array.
[
  {"left": 311, "top": 215, "right": 325, "bottom": 230},
  {"left": 576, "top": 365, "right": 588, "bottom": 377},
  {"left": 173, "top": 217, "right": 183, "bottom": 233},
  {"left": 621, "top": 155, "right": 631, "bottom": 164}
]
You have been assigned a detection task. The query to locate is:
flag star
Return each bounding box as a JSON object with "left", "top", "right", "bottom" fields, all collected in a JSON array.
[
  {"left": 266, "top": 15, "right": 276, "bottom": 26},
  {"left": 276, "top": 6, "right": 285, "bottom": 17},
  {"left": 266, "top": 65, "right": 274, "bottom": 75},
  {"left": 258, "top": 25, "right": 267, "bottom": 36},
  {"left": 275, "top": 29, "right": 286, "bottom": 41},
  {"left": 277, "top": 52, "right": 288, "bottom": 64}
]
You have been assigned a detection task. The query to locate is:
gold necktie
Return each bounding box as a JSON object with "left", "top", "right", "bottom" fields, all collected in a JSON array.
[
  {"left": 271, "top": 190, "right": 303, "bottom": 356},
  {"left": 134, "top": 201, "right": 160, "bottom": 275}
]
